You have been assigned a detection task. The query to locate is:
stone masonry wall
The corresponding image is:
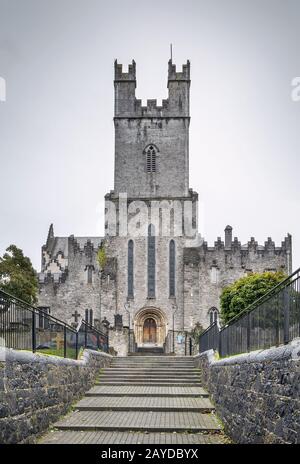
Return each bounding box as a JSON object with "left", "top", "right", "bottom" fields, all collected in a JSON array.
[
  {"left": 0, "top": 348, "right": 112, "bottom": 444},
  {"left": 194, "top": 340, "right": 300, "bottom": 444}
]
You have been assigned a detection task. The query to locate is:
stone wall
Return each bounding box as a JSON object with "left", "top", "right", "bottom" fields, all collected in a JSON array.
[
  {"left": 184, "top": 232, "right": 292, "bottom": 329},
  {"left": 0, "top": 348, "right": 112, "bottom": 444},
  {"left": 194, "top": 340, "right": 300, "bottom": 444}
]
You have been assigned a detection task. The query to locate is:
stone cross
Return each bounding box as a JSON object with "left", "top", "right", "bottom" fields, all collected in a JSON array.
[{"left": 72, "top": 310, "right": 80, "bottom": 323}]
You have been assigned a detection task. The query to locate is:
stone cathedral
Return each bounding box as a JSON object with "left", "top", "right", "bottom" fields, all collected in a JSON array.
[{"left": 38, "top": 59, "right": 292, "bottom": 355}]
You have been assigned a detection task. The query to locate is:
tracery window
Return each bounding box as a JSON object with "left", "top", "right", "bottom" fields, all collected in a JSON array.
[
  {"left": 209, "top": 307, "right": 219, "bottom": 325},
  {"left": 169, "top": 240, "right": 175, "bottom": 297},
  {"left": 145, "top": 145, "right": 157, "bottom": 173},
  {"left": 148, "top": 224, "right": 156, "bottom": 297},
  {"left": 128, "top": 240, "right": 134, "bottom": 298}
]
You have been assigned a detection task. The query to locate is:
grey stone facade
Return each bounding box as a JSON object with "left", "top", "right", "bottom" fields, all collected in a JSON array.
[
  {"left": 38, "top": 59, "right": 292, "bottom": 354},
  {"left": 194, "top": 340, "right": 300, "bottom": 443}
]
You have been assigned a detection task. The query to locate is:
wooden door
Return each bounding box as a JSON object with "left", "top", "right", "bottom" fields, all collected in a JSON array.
[{"left": 143, "top": 318, "right": 156, "bottom": 343}]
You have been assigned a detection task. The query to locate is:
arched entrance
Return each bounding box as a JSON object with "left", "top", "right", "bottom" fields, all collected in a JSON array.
[
  {"left": 143, "top": 318, "right": 157, "bottom": 343},
  {"left": 134, "top": 307, "right": 167, "bottom": 347}
]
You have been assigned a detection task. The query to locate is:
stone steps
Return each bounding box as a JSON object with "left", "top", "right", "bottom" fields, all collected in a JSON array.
[
  {"left": 54, "top": 410, "right": 222, "bottom": 433},
  {"left": 40, "top": 355, "right": 226, "bottom": 444},
  {"left": 98, "top": 375, "right": 201, "bottom": 381},
  {"left": 101, "top": 367, "right": 200, "bottom": 376},
  {"left": 41, "top": 430, "right": 226, "bottom": 445},
  {"left": 86, "top": 385, "right": 209, "bottom": 397},
  {"left": 95, "top": 382, "right": 202, "bottom": 387},
  {"left": 75, "top": 396, "right": 214, "bottom": 412}
]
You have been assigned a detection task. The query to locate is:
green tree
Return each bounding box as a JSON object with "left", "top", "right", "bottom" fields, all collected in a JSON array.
[
  {"left": 220, "top": 270, "right": 287, "bottom": 324},
  {"left": 0, "top": 245, "right": 38, "bottom": 304}
]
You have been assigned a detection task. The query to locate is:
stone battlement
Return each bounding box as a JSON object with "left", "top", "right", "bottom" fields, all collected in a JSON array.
[
  {"left": 114, "top": 59, "right": 190, "bottom": 118},
  {"left": 168, "top": 59, "right": 190, "bottom": 82},
  {"left": 184, "top": 227, "right": 292, "bottom": 268},
  {"left": 114, "top": 59, "right": 136, "bottom": 81}
]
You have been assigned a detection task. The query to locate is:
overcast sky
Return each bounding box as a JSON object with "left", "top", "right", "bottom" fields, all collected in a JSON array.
[{"left": 0, "top": 0, "right": 299, "bottom": 272}]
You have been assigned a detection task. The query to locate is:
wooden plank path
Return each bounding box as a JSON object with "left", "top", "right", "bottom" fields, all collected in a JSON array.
[{"left": 40, "top": 356, "right": 228, "bottom": 444}]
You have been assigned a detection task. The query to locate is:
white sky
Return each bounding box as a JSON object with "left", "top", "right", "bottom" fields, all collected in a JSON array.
[{"left": 0, "top": 0, "right": 299, "bottom": 271}]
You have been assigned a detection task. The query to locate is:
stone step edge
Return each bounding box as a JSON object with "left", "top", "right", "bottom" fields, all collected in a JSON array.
[
  {"left": 95, "top": 383, "right": 202, "bottom": 387},
  {"left": 105, "top": 369, "right": 200, "bottom": 371},
  {"left": 96, "top": 379, "right": 202, "bottom": 383},
  {"left": 75, "top": 406, "right": 214, "bottom": 413},
  {"left": 85, "top": 392, "right": 209, "bottom": 398},
  {"left": 98, "top": 376, "right": 201, "bottom": 379},
  {"left": 55, "top": 425, "right": 222, "bottom": 434}
]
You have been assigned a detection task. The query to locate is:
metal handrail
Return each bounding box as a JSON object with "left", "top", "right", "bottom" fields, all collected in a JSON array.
[
  {"left": 0, "top": 289, "right": 109, "bottom": 358},
  {"left": 221, "top": 268, "right": 299, "bottom": 328},
  {"left": 0, "top": 289, "right": 77, "bottom": 333},
  {"left": 199, "top": 267, "right": 300, "bottom": 357}
]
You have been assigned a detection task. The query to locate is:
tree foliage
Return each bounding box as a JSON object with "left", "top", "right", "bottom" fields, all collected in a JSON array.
[
  {"left": 189, "top": 322, "right": 204, "bottom": 342},
  {"left": 0, "top": 245, "right": 38, "bottom": 304},
  {"left": 97, "top": 244, "right": 107, "bottom": 271},
  {"left": 220, "top": 270, "right": 287, "bottom": 324}
]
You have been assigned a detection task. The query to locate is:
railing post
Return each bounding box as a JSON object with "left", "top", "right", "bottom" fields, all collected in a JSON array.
[
  {"left": 63, "top": 325, "right": 67, "bottom": 358},
  {"left": 84, "top": 322, "right": 87, "bottom": 348},
  {"left": 283, "top": 287, "right": 290, "bottom": 345},
  {"left": 218, "top": 329, "right": 222, "bottom": 357},
  {"left": 75, "top": 331, "right": 78, "bottom": 359},
  {"left": 246, "top": 312, "right": 251, "bottom": 352},
  {"left": 32, "top": 311, "right": 36, "bottom": 353}
]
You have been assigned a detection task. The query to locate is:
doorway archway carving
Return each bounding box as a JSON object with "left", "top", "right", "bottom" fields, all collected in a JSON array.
[{"left": 134, "top": 307, "right": 167, "bottom": 347}]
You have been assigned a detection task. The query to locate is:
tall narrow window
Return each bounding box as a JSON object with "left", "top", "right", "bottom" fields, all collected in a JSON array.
[
  {"left": 169, "top": 240, "right": 176, "bottom": 297},
  {"left": 85, "top": 309, "right": 93, "bottom": 325},
  {"left": 38, "top": 307, "right": 50, "bottom": 329},
  {"left": 209, "top": 307, "right": 219, "bottom": 325},
  {"left": 128, "top": 240, "right": 134, "bottom": 298},
  {"left": 210, "top": 266, "right": 219, "bottom": 284},
  {"left": 146, "top": 145, "right": 157, "bottom": 173},
  {"left": 148, "top": 224, "right": 155, "bottom": 297},
  {"left": 87, "top": 266, "right": 93, "bottom": 284}
]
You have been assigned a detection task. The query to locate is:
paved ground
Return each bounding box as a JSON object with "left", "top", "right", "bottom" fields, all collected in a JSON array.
[{"left": 40, "top": 356, "right": 229, "bottom": 444}]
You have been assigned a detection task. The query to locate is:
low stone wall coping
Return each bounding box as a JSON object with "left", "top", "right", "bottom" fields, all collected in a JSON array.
[
  {"left": 0, "top": 347, "right": 112, "bottom": 366},
  {"left": 194, "top": 338, "right": 300, "bottom": 366}
]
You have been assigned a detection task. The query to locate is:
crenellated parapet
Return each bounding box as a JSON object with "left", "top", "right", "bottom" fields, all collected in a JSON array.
[
  {"left": 114, "top": 59, "right": 136, "bottom": 82},
  {"left": 183, "top": 225, "right": 292, "bottom": 273},
  {"left": 168, "top": 59, "right": 190, "bottom": 82},
  {"left": 114, "top": 59, "right": 190, "bottom": 118},
  {"left": 38, "top": 224, "right": 105, "bottom": 285}
]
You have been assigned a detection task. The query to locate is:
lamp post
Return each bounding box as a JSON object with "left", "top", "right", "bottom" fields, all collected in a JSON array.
[{"left": 124, "top": 300, "right": 131, "bottom": 329}]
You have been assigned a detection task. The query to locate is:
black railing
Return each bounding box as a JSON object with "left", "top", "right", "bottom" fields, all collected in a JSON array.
[
  {"left": 199, "top": 322, "right": 219, "bottom": 353},
  {"left": 0, "top": 289, "right": 109, "bottom": 359},
  {"left": 76, "top": 319, "right": 109, "bottom": 355},
  {"left": 199, "top": 268, "right": 300, "bottom": 358}
]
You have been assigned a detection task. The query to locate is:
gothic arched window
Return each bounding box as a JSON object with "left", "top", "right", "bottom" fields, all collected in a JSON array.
[
  {"left": 145, "top": 145, "right": 157, "bottom": 173},
  {"left": 169, "top": 240, "right": 175, "bottom": 297},
  {"left": 86, "top": 265, "right": 94, "bottom": 284},
  {"left": 148, "top": 224, "right": 156, "bottom": 297},
  {"left": 209, "top": 307, "right": 219, "bottom": 325},
  {"left": 128, "top": 240, "right": 134, "bottom": 298}
]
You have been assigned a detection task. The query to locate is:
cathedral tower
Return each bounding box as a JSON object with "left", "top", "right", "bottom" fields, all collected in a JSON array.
[{"left": 113, "top": 59, "right": 190, "bottom": 198}]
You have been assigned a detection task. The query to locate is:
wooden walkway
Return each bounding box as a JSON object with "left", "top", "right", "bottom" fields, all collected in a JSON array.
[{"left": 40, "top": 356, "right": 228, "bottom": 444}]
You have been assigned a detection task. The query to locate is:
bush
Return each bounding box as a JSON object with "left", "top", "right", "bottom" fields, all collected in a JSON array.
[{"left": 220, "top": 270, "right": 287, "bottom": 324}]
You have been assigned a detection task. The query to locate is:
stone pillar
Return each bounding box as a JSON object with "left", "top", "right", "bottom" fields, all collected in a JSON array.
[{"left": 224, "top": 225, "right": 233, "bottom": 249}]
